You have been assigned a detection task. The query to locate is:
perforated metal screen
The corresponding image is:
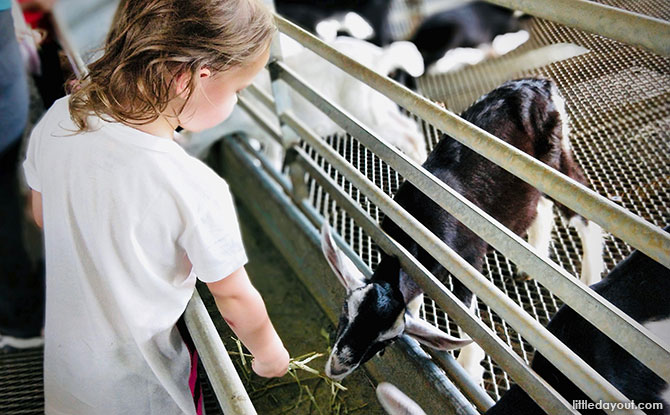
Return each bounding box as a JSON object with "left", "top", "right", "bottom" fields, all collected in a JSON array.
[{"left": 301, "top": 0, "right": 670, "bottom": 401}]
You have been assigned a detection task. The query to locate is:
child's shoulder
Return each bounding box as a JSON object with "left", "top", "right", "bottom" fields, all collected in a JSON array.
[{"left": 173, "top": 152, "right": 231, "bottom": 199}]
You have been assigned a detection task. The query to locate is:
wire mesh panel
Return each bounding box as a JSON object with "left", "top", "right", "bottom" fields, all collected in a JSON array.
[
  {"left": 295, "top": 0, "right": 669, "bottom": 402},
  {"left": 0, "top": 348, "right": 43, "bottom": 414}
]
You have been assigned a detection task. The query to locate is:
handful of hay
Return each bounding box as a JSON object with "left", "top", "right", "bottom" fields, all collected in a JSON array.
[{"left": 228, "top": 338, "right": 367, "bottom": 414}]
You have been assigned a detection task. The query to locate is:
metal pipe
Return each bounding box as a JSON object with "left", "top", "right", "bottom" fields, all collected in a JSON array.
[
  {"left": 234, "top": 133, "right": 372, "bottom": 279},
  {"left": 275, "top": 15, "right": 670, "bottom": 271},
  {"left": 237, "top": 95, "right": 283, "bottom": 144},
  {"left": 427, "top": 350, "right": 497, "bottom": 411},
  {"left": 291, "top": 145, "right": 575, "bottom": 414},
  {"left": 273, "top": 60, "right": 670, "bottom": 384},
  {"left": 485, "top": 0, "right": 670, "bottom": 57},
  {"left": 281, "top": 110, "right": 641, "bottom": 413},
  {"left": 51, "top": 9, "right": 89, "bottom": 78},
  {"left": 245, "top": 82, "right": 276, "bottom": 113},
  {"left": 184, "top": 290, "right": 256, "bottom": 415}
]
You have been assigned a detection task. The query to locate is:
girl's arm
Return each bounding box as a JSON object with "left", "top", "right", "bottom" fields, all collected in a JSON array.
[
  {"left": 206, "top": 267, "right": 289, "bottom": 378},
  {"left": 31, "top": 190, "right": 43, "bottom": 228}
]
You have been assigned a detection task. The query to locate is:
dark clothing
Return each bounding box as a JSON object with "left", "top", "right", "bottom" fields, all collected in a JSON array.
[{"left": 0, "top": 9, "right": 44, "bottom": 338}]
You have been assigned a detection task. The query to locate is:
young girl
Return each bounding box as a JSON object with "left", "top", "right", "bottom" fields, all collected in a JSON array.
[{"left": 22, "top": 0, "right": 289, "bottom": 413}]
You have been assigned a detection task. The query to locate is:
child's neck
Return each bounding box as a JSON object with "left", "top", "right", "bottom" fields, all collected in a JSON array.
[{"left": 132, "top": 115, "right": 178, "bottom": 140}]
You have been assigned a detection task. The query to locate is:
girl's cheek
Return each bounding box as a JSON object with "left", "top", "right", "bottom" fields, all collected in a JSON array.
[{"left": 220, "top": 94, "right": 238, "bottom": 121}]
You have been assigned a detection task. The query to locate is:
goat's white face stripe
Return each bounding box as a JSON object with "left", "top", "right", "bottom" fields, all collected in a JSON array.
[{"left": 347, "top": 285, "right": 374, "bottom": 322}]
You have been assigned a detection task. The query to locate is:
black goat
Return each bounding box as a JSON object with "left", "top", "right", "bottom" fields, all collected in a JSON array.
[{"left": 321, "top": 78, "right": 603, "bottom": 384}]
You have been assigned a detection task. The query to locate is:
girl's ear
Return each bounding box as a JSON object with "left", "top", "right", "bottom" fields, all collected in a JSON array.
[
  {"left": 175, "top": 67, "right": 211, "bottom": 96},
  {"left": 199, "top": 66, "right": 212, "bottom": 79}
]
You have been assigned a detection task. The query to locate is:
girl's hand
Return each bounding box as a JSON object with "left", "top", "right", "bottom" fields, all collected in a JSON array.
[{"left": 252, "top": 347, "right": 290, "bottom": 378}]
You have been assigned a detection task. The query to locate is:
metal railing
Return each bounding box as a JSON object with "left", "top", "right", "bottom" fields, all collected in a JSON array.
[
  {"left": 485, "top": 0, "right": 670, "bottom": 57},
  {"left": 243, "top": 3, "right": 670, "bottom": 414}
]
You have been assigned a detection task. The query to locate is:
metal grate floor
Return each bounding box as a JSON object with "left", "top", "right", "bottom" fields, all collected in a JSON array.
[
  {"left": 0, "top": 348, "right": 43, "bottom": 414},
  {"left": 300, "top": 0, "right": 670, "bottom": 402}
]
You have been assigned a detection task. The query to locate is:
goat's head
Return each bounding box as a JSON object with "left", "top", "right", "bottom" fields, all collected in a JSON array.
[{"left": 321, "top": 224, "right": 472, "bottom": 380}]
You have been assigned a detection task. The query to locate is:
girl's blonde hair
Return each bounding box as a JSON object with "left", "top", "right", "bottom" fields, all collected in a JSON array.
[{"left": 69, "top": 0, "right": 275, "bottom": 131}]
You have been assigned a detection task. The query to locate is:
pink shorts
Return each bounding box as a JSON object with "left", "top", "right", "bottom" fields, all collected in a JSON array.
[{"left": 177, "top": 317, "right": 204, "bottom": 415}]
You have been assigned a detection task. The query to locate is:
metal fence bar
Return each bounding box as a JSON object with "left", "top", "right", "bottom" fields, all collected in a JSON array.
[
  {"left": 237, "top": 95, "right": 283, "bottom": 143},
  {"left": 233, "top": 131, "right": 373, "bottom": 279},
  {"left": 485, "top": 0, "right": 670, "bottom": 57},
  {"left": 245, "top": 82, "right": 276, "bottom": 113},
  {"left": 275, "top": 15, "right": 670, "bottom": 271},
  {"left": 427, "top": 350, "right": 497, "bottom": 412},
  {"left": 184, "top": 290, "right": 257, "bottom": 415},
  {"left": 51, "top": 8, "right": 88, "bottom": 79},
  {"left": 272, "top": 60, "right": 670, "bottom": 384},
  {"left": 281, "top": 111, "right": 640, "bottom": 413}
]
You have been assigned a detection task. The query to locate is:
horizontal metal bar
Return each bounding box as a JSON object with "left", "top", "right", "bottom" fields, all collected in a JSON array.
[
  {"left": 51, "top": 9, "right": 89, "bottom": 78},
  {"left": 275, "top": 15, "right": 670, "bottom": 270},
  {"left": 234, "top": 134, "right": 372, "bottom": 279},
  {"left": 184, "top": 290, "right": 256, "bottom": 415},
  {"left": 245, "top": 82, "right": 276, "bottom": 113},
  {"left": 282, "top": 110, "right": 641, "bottom": 413},
  {"left": 237, "top": 95, "right": 283, "bottom": 144},
  {"left": 273, "top": 59, "right": 670, "bottom": 384},
  {"left": 290, "top": 144, "right": 576, "bottom": 414},
  {"left": 427, "top": 349, "right": 497, "bottom": 412},
  {"left": 485, "top": 0, "right": 670, "bottom": 57}
]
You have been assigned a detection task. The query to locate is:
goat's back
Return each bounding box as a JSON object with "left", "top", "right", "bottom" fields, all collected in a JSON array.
[
  {"left": 383, "top": 78, "right": 564, "bottom": 269},
  {"left": 487, "top": 245, "right": 670, "bottom": 414}
]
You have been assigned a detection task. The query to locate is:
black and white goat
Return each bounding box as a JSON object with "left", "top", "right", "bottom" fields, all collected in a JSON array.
[
  {"left": 377, "top": 239, "right": 670, "bottom": 415},
  {"left": 392, "top": 2, "right": 529, "bottom": 87},
  {"left": 275, "top": 0, "right": 392, "bottom": 46},
  {"left": 411, "top": 2, "right": 528, "bottom": 69},
  {"left": 320, "top": 78, "right": 604, "bottom": 384}
]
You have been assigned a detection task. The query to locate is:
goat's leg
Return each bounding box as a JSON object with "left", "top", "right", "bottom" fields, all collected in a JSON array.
[
  {"left": 555, "top": 149, "right": 605, "bottom": 285},
  {"left": 519, "top": 196, "right": 556, "bottom": 281},
  {"left": 569, "top": 215, "right": 604, "bottom": 285},
  {"left": 455, "top": 295, "right": 485, "bottom": 384}
]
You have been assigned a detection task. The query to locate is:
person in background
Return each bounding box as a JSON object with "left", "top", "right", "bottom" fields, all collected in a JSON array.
[
  {"left": 22, "top": 0, "right": 289, "bottom": 413},
  {"left": 0, "top": 0, "right": 45, "bottom": 353},
  {"left": 18, "top": 0, "right": 66, "bottom": 108}
]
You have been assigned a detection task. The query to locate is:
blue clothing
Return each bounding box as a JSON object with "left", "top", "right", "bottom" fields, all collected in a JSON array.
[
  {"left": 0, "top": 0, "right": 11, "bottom": 11},
  {"left": 0, "top": 9, "right": 30, "bottom": 152}
]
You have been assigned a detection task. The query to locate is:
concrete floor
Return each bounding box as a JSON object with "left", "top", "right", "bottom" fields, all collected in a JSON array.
[{"left": 199, "top": 201, "right": 385, "bottom": 414}]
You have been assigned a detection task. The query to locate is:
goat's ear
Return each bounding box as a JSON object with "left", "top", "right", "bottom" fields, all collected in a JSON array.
[
  {"left": 378, "top": 41, "right": 425, "bottom": 78},
  {"left": 399, "top": 269, "right": 422, "bottom": 304},
  {"left": 321, "top": 223, "right": 367, "bottom": 292},
  {"left": 376, "top": 382, "right": 427, "bottom": 415},
  {"left": 404, "top": 313, "right": 473, "bottom": 350}
]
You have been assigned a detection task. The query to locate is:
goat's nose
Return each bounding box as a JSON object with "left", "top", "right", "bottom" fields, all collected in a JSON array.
[{"left": 325, "top": 355, "right": 349, "bottom": 379}]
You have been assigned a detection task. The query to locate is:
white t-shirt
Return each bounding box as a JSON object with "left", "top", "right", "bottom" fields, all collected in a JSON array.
[{"left": 23, "top": 97, "right": 248, "bottom": 415}]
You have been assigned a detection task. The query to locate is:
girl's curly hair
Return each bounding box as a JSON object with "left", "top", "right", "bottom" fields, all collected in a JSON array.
[{"left": 69, "top": 0, "right": 275, "bottom": 131}]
